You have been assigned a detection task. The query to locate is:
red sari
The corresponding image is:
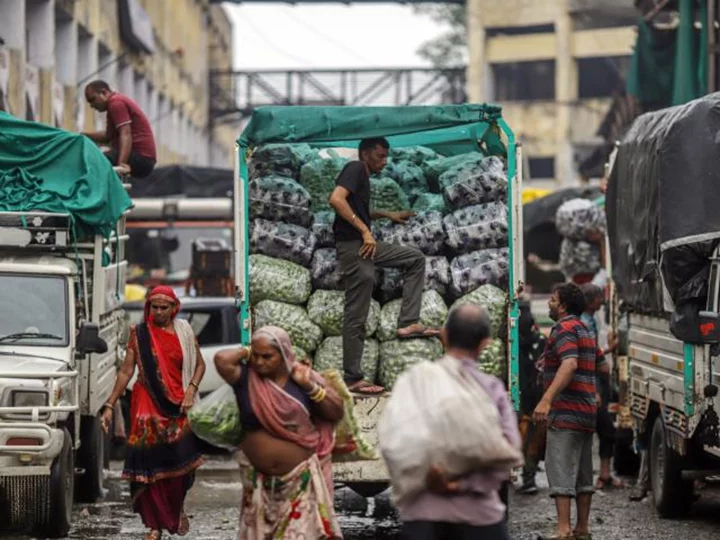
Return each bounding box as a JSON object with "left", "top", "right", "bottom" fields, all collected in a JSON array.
[{"left": 122, "top": 324, "right": 204, "bottom": 534}]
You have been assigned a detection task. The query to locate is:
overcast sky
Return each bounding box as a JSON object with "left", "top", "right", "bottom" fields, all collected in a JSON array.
[{"left": 224, "top": 4, "right": 448, "bottom": 70}]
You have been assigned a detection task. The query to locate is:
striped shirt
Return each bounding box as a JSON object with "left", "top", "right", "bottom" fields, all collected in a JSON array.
[{"left": 543, "top": 315, "right": 606, "bottom": 432}]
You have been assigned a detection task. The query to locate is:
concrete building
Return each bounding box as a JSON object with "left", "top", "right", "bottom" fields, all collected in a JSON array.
[
  {"left": 0, "top": 0, "right": 236, "bottom": 168},
  {"left": 466, "top": 0, "right": 638, "bottom": 188}
]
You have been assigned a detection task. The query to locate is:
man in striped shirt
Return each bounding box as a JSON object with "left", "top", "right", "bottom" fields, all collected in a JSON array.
[{"left": 533, "top": 283, "right": 609, "bottom": 540}]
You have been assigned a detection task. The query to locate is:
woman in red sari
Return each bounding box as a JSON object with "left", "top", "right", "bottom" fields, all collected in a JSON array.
[
  {"left": 101, "top": 286, "right": 206, "bottom": 540},
  {"left": 215, "top": 325, "right": 345, "bottom": 539}
]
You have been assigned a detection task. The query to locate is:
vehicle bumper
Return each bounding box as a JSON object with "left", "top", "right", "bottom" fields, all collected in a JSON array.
[{"left": 0, "top": 423, "right": 65, "bottom": 468}]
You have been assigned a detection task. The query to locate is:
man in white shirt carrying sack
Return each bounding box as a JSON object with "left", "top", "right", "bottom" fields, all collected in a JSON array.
[{"left": 379, "top": 304, "right": 522, "bottom": 540}]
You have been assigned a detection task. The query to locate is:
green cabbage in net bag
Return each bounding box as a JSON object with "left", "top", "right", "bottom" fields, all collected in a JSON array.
[
  {"left": 311, "top": 248, "right": 343, "bottom": 290},
  {"left": 188, "top": 385, "right": 242, "bottom": 450},
  {"left": 253, "top": 300, "right": 324, "bottom": 353},
  {"left": 440, "top": 157, "right": 507, "bottom": 211},
  {"left": 449, "top": 248, "right": 509, "bottom": 297},
  {"left": 375, "top": 211, "right": 446, "bottom": 256},
  {"left": 444, "top": 202, "right": 509, "bottom": 254},
  {"left": 383, "top": 161, "right": 428, "bottom": 204},
  {"left": 249, "top": 144, "right": 314, "bottom": 181},
  {"left": 412, "top": 193, "right": 448, "bottom": 214},
  {"left": 314, "top": 337, "right": 379, "bottom": 383},
  {"left": 370, "top": 176, "right": 410, "bottom": 213},
  {"left": 249, "top": 175, "right": 313, "bottom": 227},
  {"left": 250, "top": 218, "right": 317, "bottom": 268},
  {"left": 249, "top": 254, "right": 311, "bottom": 305},
  {"left": 426, "top": 152, "right": 485, "bottom": 188},
  {"left": 477, "top": 338, "right": 506, "bottom": 378},
  {"left": 389, "top": 146, "right": 439, "bottom": 168},
  {"left": 379, "top": 338, "right": 444, "bottom": 390},
  {"left": 451, "top": 284, "right": 508, "bottom": 339},
  {"left": 300, "top": 155, "right": 348, "bottom": 212},
  {"left": 377, "top": 290, "right": 448, "bottom": 342},
  {"left": 378, "top": 256, "right": 452, "bottom": 303},
  {"left": 307, "top": 290, "right": 380, "bottom": 337},
  {"left": 293, "top": 345, "right": 310, "bottom": 363},
  {"left": 312, "top": 211, "right": 335, "bottom": 249}
]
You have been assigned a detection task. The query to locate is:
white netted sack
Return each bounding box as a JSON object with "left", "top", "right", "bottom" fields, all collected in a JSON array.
[{"left": 378, "top": 356, "right": 523, "bottom": 504}]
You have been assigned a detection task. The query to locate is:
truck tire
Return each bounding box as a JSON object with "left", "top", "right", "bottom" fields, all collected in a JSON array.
[
  {"left": 649, "top": 416, "right": 693, "bottom": 518},
  {"left": 33, "top": 428, "right": 74, "bottom": 538},
  {"left": 76, "top": 415, "right": 105, "bottom": 503}
]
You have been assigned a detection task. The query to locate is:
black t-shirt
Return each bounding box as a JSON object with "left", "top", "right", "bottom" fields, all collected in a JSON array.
[{"left": 332, "top": 161, "right": 371, "bottom": 242}]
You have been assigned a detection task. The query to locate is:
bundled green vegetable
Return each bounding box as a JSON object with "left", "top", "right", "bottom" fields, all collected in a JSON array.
[
  {"left": 379, "top": 338, "right": 444, "bottom": 390},
  {"left": 300, "top": 154, "right": 348, "bottom": 212},
  {"left": 253, "top": 300, "right": 324, "bottom": 352},
  {"left": 293, "top": 345, "right": 310, "bottom": 363},
  {"left": 451, "top": 284, "right": 508, "bottom": 339},
  {"left": 249, "top": 254, "right": 311, "bottom": 305},
  {"left": 375, "top": 210, "right": 446, "bottom": 256},
  {"left": 378, "top": 256, "right": 452, "bottom": 303},
  {"left": 389, "top": 146, "right": 439, "bottom": 168},
  {"left": 249, "top": 175, "right": 313, "bottom": 227},
  {"left": 370, "top": 176, "right": 410, "bottom": 213},
  {"left": 249, "top": 143, "right": 315, "bottom": 180},
  {"left": 315, "top": 337, "right": 379, "bottom": 384},
  {"left": 311, "top": 248, "right": 343, "bottom": 290},
  {"left": 377, "top": 290, "right": 448, "bottom": 342},
  {"left": 449, "top": 248, "right": 509, "bottom": 297},
  {"left": 443, "top": 202, "right": 509, "bottom": 254},
  {"left": 307, "top": 290, "right": 379, "bottom": 337},
  {"left": 412, "top": 193, "right": 448, "bottom": 214},
  {"left": 250, "top": 218, "right": 317, "bottom": 268},
  {"left": 477, "top": 338, "right": 506, "bottom": 378},
  {"left": 383, "top": 161, "right": 428, "bottom": 204},
  {"left": 440, "top": 157, "right": 507, "bottom": 211},
  {"left": 311, "top": 211, "right": 336, "bottom": 249},
  {"left": 188, "top": 385, "right": 242, "bottom": 450},
  {"left": 426, "top": 152, "right": 485, "bottom": 188}
]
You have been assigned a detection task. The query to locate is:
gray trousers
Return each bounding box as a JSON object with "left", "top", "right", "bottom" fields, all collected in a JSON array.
[
  {"left": 545, "top": 428, "right": 595, "bottom": 498},
  {"left": 336, "top": 240, "right": 425, "bottom": 383}
]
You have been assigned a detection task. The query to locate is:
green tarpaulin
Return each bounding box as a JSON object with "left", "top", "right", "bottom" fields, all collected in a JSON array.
[
  {"left": 238, "top": 104, "right": 506, "bottom": 156},
  {"left": 0, "top": 112, "right": 132, "bottom": 238}
]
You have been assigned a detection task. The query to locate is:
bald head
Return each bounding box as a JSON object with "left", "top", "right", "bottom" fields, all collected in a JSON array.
[{"left": 444, "top": 304, "right": 492, "bottom": 351}]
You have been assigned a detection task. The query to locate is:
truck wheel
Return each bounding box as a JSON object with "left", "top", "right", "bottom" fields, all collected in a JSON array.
[
  {"left": 76, "top": 415, "right": 105, "bottom": 503},
  {"left": 649, "top": 416, "right": 693, "bottom": 517},
  {"left": 33, "top": 428, "right": 74, "bottom": 538}
]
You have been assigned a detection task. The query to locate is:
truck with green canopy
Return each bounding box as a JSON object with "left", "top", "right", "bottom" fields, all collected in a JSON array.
[
  {"left": 0, "top": 112, "right": 132, "bottom": 537},
  {"left": 232, "top": 104, "right": 525, "bottom": 496}
]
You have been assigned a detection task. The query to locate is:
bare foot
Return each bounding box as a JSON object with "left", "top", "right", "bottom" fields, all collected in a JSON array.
[{"left": 396, "top": 323, "right": 440, "bottom": 339}]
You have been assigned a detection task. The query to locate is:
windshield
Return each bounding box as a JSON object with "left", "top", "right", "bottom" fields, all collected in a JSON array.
[{"left": 0, "top": 274, "right": 69, "bottom": 346}]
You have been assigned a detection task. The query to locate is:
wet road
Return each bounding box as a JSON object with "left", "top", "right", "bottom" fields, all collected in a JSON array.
[{"left": 7, "top": 456, "right": 720, "bottom": 539}]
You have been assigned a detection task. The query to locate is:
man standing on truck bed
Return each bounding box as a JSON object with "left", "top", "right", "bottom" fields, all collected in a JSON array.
[
  {"left": 82, "top": 80, "right": 157, "bottom": 178},
  {"left": 329, "top": 137, "right": 439, "bottom": 394},
  {"left": 533, "top": 283, "right": 609, "bottom": 540}
]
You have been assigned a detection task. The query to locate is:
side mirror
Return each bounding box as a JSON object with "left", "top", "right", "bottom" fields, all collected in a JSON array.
[{"left": 77, "top": 323, "right": 108, "bottom": 355}]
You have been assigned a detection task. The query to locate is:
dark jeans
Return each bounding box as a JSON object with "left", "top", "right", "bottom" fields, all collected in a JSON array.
[
  {"left": 105, "top": 148, "right": 156, "bottom": 178},
  {"left": 336, "top": 239, "right": 424, "bottom": 383},
  {"left": 402, "top": 520, "right": 509, "bottom": 540}
]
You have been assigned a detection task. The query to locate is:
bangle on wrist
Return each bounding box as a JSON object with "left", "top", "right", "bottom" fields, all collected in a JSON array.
[
  {"left": 189, "top": 381, "right": 199, "bottom": 390},
  {"left": 102, "top": 402, "right": 114, "bottom": 412}
]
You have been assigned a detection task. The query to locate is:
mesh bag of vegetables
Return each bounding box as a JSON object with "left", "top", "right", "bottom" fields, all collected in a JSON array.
[
  {"left": 559, "top": 238, "right": 601, "bottom": 278},
  {"left": 249, "top": 144, "right": 313, "bottom": 180},
  {"left": 311, "top": 248, "right": 343, "bottom": 290},
  {"left": 321, "top": 370, "right": 378, "bottom": 461},
  {"left": 250, "top": 218, "right": 317, "bottom": 268},
  {"left": 314, "top": 337, "right": 380, "bottom": 384},
  {"left": 376, "top": 211, "right": 446, "bottom": 256},
  {"left": 555, "top": 198, "right": 607, "bottom": 240},
  {"left": 377, "top": 256, "right": 452, "bottom": 304},
  {"left": 371, "top": 176, "right": 410, "bottom": 213},
  {"left": 253, "top": 300, "right": 324, "bottom": 353},
  {"left": 188, "top": 385, "right": 242, "bottom": 451},
  {"left": 426, "top": 152, "right": 485, "bottom": 188},
  {"left": 383, "top": 161, "right": 429, "bottom": 204},
  {"left": 451, "top": 284, "right": 508, "bottom": 339},
  {"left": 377, "top": 290, "right": 448, "bottom": 342},
  {"left": 249, "top": 254, "right": 312, "bottom": 305},
  {"left": 449, "top": 248, "right": 509, "bottom": 297},
  {"left": 438, "top": 156, "right": 504, "bottom": 191},
  {"left": 477, "top": 338, "right": 507, "bottom": 378},
  {"left": 412, "top": 193, "right": 448, "bottom": 214},
  {"left": 311, "top": 211, "right": 336, "bottom": 249},
  {"left": 249, "top": 175, "right": 313, "bottom": 228},
  {"left": 378, "top": 337, "right": 444, "bottom": 390},
  {"left": 300, "top": 154, "right": 348, "bottom": 212},
  {"left": 444, "top": 202, "right": 509, "bottom": 254},
  {"left": 307, "top": 290, "right": 380, "bottom": 337},
  {"left": 389, "top": 146, "right": 439, "bottom": 168},
  {"left": 442, "top": 167, "right": 508, "bottom": 211}
]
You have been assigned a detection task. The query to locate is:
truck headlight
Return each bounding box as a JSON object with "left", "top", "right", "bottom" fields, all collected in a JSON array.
[{"left": 11, "top": 390, "right": 49, "bottom": 408}]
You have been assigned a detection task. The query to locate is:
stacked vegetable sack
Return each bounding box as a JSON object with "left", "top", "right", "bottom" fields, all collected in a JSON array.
[
  {"left": 248, "top": 144, "right": 511, "bottom": 390},
  {"left": 555, "top": 199, "right": 607, "bottom": 280}
]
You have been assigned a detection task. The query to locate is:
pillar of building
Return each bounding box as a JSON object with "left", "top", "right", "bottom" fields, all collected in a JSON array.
[
  {"left": 466, "top": 0, "right": 487, "bottom": 103},
  {"left": 77, "top": 31, "right": 98, "bottom": 132},
  {"left": 554, "top": 0, "right": 577, "bottom": 186},
  {"left": 0, "top": 0, "right": 26, "bottom": 117},
  {"left": 27, "top": 0, "right": 56, "bottom": 124}
]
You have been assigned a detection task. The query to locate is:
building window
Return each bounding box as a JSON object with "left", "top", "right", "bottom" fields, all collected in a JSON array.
[
  {"left": 528, "top": 157, "right": 555, "bottom": 180},
  {"left": 486, "top": 24, "right": 554, "bottom": 38},
  {"left": 578, "top": 56, "right": 631, "bottom": 99},
  {"left": 492, "top": 61, "right": 555, "bottom": 101}
]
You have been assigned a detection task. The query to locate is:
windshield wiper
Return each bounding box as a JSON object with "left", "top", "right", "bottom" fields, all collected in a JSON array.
[{"left": 0, "top": 333, "right": 64, "bottom": 343}]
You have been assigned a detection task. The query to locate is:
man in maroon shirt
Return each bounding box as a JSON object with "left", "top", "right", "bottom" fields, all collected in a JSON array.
[{"left": 82, "top": 80, "right": 157, "bottom": 178}]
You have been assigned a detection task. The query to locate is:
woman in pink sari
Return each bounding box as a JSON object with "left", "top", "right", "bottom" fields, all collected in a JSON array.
[{"left": 215, "top": 326, "right": 345, "bottom": 539}]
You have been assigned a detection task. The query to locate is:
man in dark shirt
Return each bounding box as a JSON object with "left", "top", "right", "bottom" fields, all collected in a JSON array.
[
  {"left": 329, "top": 137, "right": 438, "bottom": 394},
  {"left": 82, "top": 80, "right": 157, "bottom": 177}
]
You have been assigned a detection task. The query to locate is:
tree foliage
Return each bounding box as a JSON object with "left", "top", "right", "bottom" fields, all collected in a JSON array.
[{"left": 414, "top": 5, "right": 468, "bottom": 67}]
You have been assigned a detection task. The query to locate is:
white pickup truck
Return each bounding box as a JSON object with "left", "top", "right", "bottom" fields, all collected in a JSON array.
[{"left": 0, "top": 209, "right": 128, "bottom": 537}]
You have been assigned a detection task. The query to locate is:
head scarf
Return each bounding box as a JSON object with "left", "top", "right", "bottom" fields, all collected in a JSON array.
[
  {"left": 251, "top": 326, "right": 297, "bottom": 372},
  {"left": 144, "top": 285, "right": 180, "bottom": 323}
]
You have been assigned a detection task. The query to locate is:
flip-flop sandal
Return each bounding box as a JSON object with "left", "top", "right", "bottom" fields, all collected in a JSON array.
[
  {"left": 596, "top": 476, "right": 624, "bottom": 490},
  {"left": 347, "top": 380, "right": 384, "bottom": 395},
  {"left": 396, "top": 327, "right": 440, "bottom": 339},
  {"left": 144, "top": 531, "right": 162, "bottom": 540}
]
